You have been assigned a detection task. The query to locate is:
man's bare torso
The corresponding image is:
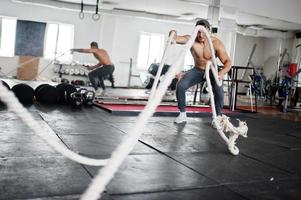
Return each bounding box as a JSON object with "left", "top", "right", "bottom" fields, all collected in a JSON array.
[
  {"left": 93, "top": 49, "right": 113, "bottom": 66},
  {"left": 191, "top": 36, "right": 216, "bottom": 70}
]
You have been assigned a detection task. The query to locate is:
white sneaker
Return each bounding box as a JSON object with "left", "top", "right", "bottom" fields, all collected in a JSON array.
[
  {"left": 101, "top": 90, "right": 106, "bottom": 96},
  {"left": 95, "top": 89, "right": 106, "bottom": 96},
  {"left": 165, "top": 90, "right": 173, "bottom": 96},
  {"left": 174, "top": 112, "right": 187, "bottom": 124}
]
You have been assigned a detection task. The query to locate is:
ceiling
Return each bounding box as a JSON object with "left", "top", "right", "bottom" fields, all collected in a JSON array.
[{"left": 13, "top": 0, "right": 301, "bottom": 32}]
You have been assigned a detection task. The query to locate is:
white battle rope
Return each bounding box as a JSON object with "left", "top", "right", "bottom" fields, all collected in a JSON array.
[
  {"left": 200, "top": 27, "right": 248, "bottom": 155},
  {"left": 0, "top": 82, "right": 108, "bottom": 166},
  {"left": 206, "top": 62, "right": 248, "bottom": 154},
  {"left": 149, "top": 32, "right": 175, "bottom": 100}
]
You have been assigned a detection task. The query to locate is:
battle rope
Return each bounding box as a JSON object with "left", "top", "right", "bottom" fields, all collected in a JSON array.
[{"left": 200, "top": 27, "right": 248, "bottom": 155}]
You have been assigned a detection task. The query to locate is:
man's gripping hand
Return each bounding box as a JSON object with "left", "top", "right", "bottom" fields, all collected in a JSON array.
[
  {"left": 169, "top": 30, "right": 177, "bottom": 44},
  {"left": 83, "top": 64, "right": 91, "bottom": 70}
]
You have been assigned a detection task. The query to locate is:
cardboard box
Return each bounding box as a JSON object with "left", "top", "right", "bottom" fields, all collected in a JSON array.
[{"left": 17, "top": 56, "right": 39, "bottom": 80}]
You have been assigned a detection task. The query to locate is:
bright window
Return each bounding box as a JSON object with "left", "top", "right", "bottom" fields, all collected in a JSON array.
[
  {"left": 0, "top": 17, "right": 17, "bottom": 57},
  {"left": 137, "top": 32, "right": 165, "bottom": 70},
  {"left": 44, "top": 23, "right": 74, "bottom": 62}
]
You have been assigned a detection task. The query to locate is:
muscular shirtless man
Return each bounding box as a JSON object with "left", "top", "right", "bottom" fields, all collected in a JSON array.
[
  {"left": 71, "top": 42, "right": 115, "bottom": 95},
  {"left": 170, "top": 19, "right": 232, "bottom": 123}
]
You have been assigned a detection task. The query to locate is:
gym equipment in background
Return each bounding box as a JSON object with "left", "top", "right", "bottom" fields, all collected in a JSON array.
[
  {"left": 121, "top": 58, "right": 139, "bottom": 87},
  {"left": 12, "top": 83, "right": 35, "bottom": 105},
  {"left": 71, "top": 80, "right": 86, "bottom": 86},
  {"left": 70, "top": 92, "right": 84, "bottom": 108},
  {"left": 35, "top": 84, "right": 59, "bottom": 104},
  {"left": 56, "top": 83, "right": 77, "bottom": 105},
  {"left": 143, "top": 63, "right": 178, "bottom": 90},
  {"left": 78, "top": 88, "right": 95, "bottom": 106}
]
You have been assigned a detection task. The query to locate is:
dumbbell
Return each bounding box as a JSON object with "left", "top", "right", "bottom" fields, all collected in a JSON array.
[
  {"left": 64, "top": 68, "right": 70, "bottom": 75},
  {"left": 69, "top": 68, "right": 75, "bottom": 75},
  {"left": 79, "top": 69, "right": 85, "bottom": 76},
  {"left": 70, "top": 92, "right": 84, "bottom": 108},
  {"left": 78, "top": 88, "right": 95, "bottom": 106},
  {"left": 56, "top": 83, "right": 77, "bottom": 105},
  {"left": 74, "top": 68, "right": 80, "bottom": 75}
]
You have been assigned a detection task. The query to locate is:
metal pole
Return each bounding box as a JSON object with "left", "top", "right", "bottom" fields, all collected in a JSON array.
[
  {"left": 127, "top": 58, "right": 133, "bottom": 87},
  {"left": 275, "top": 39, "right": 283, "bottom": 84}
]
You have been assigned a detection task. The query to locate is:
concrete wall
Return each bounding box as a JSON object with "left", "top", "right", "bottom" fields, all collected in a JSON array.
[{"left": 98, "top": 14, "right": 193, "bottom": 86}]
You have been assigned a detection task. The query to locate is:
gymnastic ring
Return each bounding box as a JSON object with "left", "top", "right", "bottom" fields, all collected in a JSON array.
[
  {"left": 92, "top": 13, "right": 100, "bottom": 21},
  {"left": 79, "top": 12, "right": 84, "bottom": 20}
]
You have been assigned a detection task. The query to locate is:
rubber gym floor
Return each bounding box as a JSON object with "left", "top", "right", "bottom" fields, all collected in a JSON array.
[{"left": 0, "top": 103, "right": 301, "bottom": 200}]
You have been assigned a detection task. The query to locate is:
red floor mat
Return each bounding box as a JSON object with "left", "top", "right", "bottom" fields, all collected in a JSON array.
[{"left": 94, "top": 102, "right": 233, "bottom": 116}]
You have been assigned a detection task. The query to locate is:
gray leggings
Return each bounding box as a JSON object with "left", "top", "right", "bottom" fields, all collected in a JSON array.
[
  {"left": 88, "top": 65, "right": 114, "bottom": 90},
  {"left": 176, "top": 67, "right": 224, "bottom": 115}
]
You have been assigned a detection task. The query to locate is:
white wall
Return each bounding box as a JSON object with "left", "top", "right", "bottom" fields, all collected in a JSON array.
[
  {"left": 234, "top": 34, "right": 265, "bottom": 67},
  {"left": 98, "top": 14, "right": 194, "bottom": 86}
]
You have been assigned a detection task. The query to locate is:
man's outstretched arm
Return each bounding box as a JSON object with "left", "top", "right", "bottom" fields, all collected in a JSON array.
[
  {"left": 71, "top": 48, "right": 97, "bottom": 53},
  {"left": 169, "top": 30, "right": 190, "bottom": 44}
]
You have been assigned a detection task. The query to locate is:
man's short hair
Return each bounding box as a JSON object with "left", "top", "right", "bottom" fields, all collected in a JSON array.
[
  {"left": 90, "top": 41, "right": 98, "bottom": 48},
  {"left": 195, "top": 19, "right": 211, "bottom": 30}
]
